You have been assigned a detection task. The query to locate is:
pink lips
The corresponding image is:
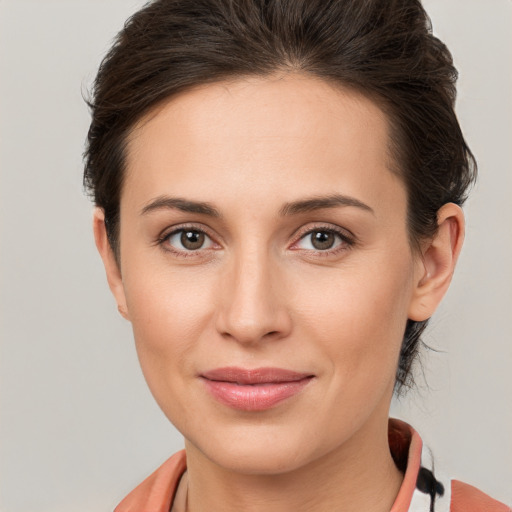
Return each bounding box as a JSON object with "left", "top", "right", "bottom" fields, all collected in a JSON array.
[{"left": 200, "top": 367, "right": 314, "bottom": 411}]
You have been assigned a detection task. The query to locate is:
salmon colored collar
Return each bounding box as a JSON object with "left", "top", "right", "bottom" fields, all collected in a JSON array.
[{"left": 115, "top": 419, "right": 423, "bottom": 512}]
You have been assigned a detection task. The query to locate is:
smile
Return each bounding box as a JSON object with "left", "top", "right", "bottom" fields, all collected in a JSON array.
[{"left": 200, "top": 367, "right": 314, "bottom": 411}]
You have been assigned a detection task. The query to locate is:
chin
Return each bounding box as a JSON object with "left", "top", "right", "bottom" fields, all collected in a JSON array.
[
  {"left": 211, "top": 444, "right": 308, "bottom": 475},
  {"left": 186, "top": 421, "right": 329, "bottom": 476}
]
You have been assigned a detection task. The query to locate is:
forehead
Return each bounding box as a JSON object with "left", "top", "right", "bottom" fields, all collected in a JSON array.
[{"left": 123, "top": 72, "right": 403, "bottom": 214}]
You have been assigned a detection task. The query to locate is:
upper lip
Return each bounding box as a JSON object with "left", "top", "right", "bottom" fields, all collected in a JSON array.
[{"left": 201, "top": 367, "right": 313, "bottom": 385}]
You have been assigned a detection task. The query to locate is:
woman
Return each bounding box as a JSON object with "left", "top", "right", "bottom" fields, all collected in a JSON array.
[{"left": 84, "top": 0, "right": 510, "bottom": 511}]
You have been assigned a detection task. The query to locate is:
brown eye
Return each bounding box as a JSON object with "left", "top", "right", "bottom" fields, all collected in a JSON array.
[
  {"left": 310, "top": 231, "right": 336, "bottom": 250},
  {"left": 294, "top": 228, "right": 349, "bottom": 253},
  {"left": 181, "top": 230, "right": 205, "bottom": 250},
  {"left": 165, "top": 228, "right": 214, "bottom": 252}
]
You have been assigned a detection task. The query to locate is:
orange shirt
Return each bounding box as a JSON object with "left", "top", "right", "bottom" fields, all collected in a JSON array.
[{"left": 115, "top": 419, "right": 510, "bottom": 512}]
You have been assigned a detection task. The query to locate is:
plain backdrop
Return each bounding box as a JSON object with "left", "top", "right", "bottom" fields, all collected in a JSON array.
[{"left": 1, "top": 1, "right": 511, "bottom": 510}]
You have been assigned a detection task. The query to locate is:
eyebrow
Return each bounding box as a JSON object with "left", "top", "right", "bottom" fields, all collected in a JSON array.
[
  {"left": 140, "top": 196, "right": 222, "bottom": 217},
  {"left": 140, "top": 193, "right": 374, "bottom": 218},
  {"left": 279, "top": 194, "right": 374, "bottom": 216}
]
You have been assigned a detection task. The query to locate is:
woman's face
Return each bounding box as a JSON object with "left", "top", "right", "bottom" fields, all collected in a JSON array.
[{"left": 109, "top": 74, "right": 426, "bottom": 474}]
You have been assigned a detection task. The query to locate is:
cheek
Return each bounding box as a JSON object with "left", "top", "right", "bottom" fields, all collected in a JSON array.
[
  {"left": 122, "top": 264, "right": 217, "bottom": 386},
  {"left": 291, "top": 254, "right": 414, "bottom": 383}
]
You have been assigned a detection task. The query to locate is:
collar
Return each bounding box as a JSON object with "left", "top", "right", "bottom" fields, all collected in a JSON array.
[
  {"left": 388, "top": 419, "right": 450, "bottom": 512},
  {"left": 114, "top": 418, "right": 449, "bottom": 512}
]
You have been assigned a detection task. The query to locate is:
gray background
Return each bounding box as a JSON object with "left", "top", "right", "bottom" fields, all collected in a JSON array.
[{"left": 1, "top": 0, "right": 511, "bottom": 510}]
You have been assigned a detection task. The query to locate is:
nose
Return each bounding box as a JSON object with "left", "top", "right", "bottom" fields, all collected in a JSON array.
[{"left": 215, "top": 248, "right": 292, "bottom": 345}]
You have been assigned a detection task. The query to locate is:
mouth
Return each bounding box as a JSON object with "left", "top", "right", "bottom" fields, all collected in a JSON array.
[{"left": 200, "top": 367, "right": 315, "bottom": 411}]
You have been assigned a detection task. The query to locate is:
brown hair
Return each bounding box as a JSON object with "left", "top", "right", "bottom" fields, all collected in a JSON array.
[{"left": 83, "top": 0, "right": 476, "bottom": 392}]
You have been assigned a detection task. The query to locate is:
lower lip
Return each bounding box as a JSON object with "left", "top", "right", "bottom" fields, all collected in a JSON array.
[{"left": 202, "top": 377, "right": 313, "bottom": 411}]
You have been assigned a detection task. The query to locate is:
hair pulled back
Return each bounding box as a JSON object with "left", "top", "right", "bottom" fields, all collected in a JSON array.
[{"left": 84, "top": 0, "right": 476, "bottom": 392}]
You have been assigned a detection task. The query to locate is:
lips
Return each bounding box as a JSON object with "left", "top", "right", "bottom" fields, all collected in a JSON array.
[{"left": 200, "top": 367, "right": 314, "bottom": 411}]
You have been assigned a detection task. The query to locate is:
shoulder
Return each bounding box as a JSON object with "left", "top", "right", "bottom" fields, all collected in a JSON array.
[
  {"left": 450, "top": 480, "right": 511, "bottom": 512},
  {"left": 114, "top": 450, "right": 187, "bottom": 512},
  {"left": 388, "top": 419, "right": 510, "bottom": 512}
]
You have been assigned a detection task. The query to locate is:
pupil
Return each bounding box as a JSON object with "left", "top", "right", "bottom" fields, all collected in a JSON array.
[
  {"left": 312, "top": 231, "right": 334, "bottom": 250},
  {"left": 181, "top": 230, "right": 204, "bottom": 250}
]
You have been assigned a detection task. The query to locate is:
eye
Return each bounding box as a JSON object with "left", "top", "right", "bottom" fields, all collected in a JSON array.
[
  {"left": 294, "top": 228, "right": 349, "bottom": 252},
  {"left": 165, "top": 229, "right": 215, "bottom": 252}
]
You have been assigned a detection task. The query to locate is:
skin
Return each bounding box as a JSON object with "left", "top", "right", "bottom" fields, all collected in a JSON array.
[{"left": 94, "top": 72, "right": 464, "bottom": 512}]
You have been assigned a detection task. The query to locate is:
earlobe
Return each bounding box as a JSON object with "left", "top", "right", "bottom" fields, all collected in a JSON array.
[
  {"left": 92, "top": 208, "right": 130, "bottom": 321},
  {"left": 408, "top": 203, "right": 465, "bottom": 322}
]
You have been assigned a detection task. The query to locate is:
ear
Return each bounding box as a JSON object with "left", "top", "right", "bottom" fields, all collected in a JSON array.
[
  {"left": 408, "top": 203, "right": 465, "bottom": 322},
  {"left": 93, "top": 208, "right": 130, "bottom": 321}
]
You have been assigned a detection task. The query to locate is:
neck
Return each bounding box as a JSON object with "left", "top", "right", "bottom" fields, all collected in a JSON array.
[{"left": 183, "top": 415, "right": 403, "bottom": 512}]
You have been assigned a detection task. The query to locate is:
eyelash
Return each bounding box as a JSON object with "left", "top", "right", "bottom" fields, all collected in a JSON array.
[
  {"left": 156, "top": 224, "right": 219, "bottom": 259},
  {"left": 156, "top": 223, "right": 355, "bottom": 258},
  {"left": 290, "top": 224, "right": 355, "bottom": 257}
]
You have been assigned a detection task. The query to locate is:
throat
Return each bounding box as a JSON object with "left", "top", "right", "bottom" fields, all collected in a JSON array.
[{"left": 176, "top": 446, "right": 403, "bottom": 512}]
